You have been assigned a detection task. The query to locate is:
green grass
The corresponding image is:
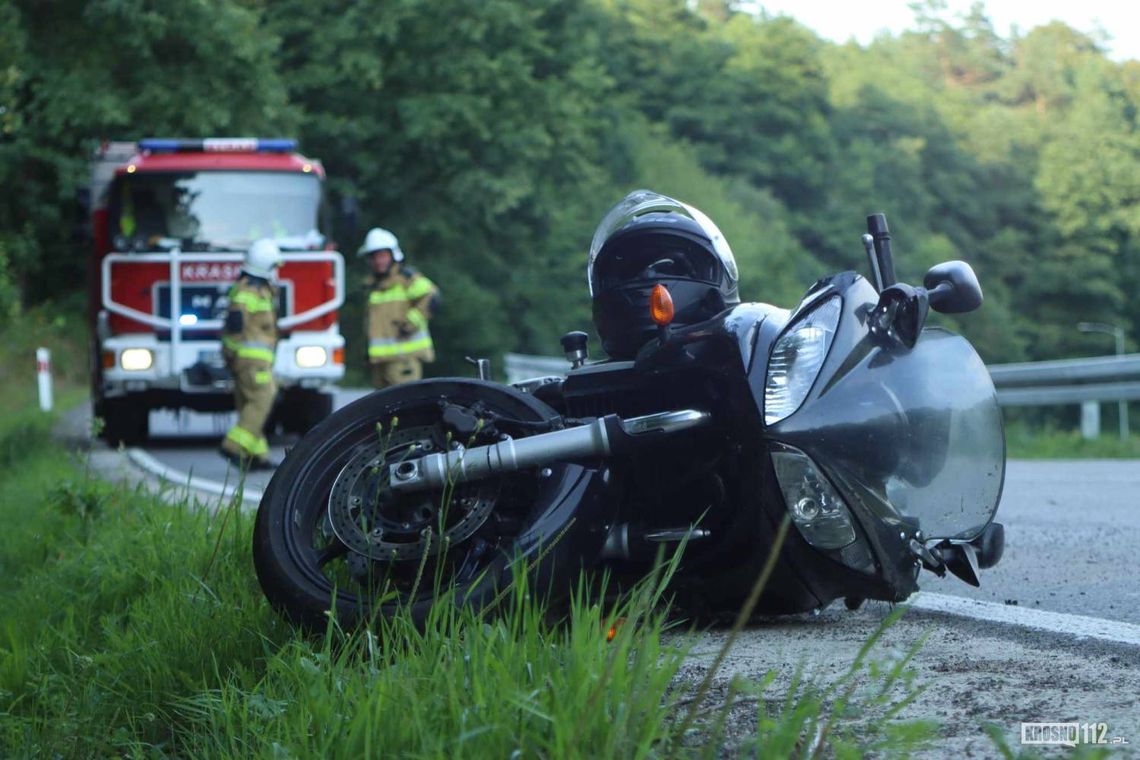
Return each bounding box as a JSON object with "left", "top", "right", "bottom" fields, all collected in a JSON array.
[
  {"left": 0, "top": 414, "right": 943, "bottom": 757},
  {"left": 0, "top": 303, "right": 89, "bottom": 415},
  {"left": 1005, "top": 423, "right": 1140, "bottom": 459}
]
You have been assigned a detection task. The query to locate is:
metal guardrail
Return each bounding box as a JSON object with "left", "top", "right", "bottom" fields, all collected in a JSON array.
[
  {"left": 989, "top": 354, "right": 1140, "bottom": 406},
  {"left": 504, "top": 352, "right": 1140, "bottom": 405},
  {"left": 988, "top": 355, "right": 1140, "bottom": 386},
  {"left": 503, "top": 353, "right": 570, "bottom": 384}
]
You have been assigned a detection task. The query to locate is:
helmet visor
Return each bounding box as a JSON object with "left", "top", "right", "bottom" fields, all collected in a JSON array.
[
  {"left": 591, "top": 234, "right": 722, "bottom": 294},
  {"left": 587, "top": 189, "right": 738, "bottom": 295}
]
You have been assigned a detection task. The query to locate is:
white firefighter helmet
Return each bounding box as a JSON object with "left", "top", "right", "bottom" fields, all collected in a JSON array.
[
  {"left": 357, "top": 227, "right": 404, "bottom": 261},
  {"left": 244, "top": 238, "right": 284, "bottom": 279}
]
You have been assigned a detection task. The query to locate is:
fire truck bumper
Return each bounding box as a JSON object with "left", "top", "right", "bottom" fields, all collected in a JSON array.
[{"left": 100, "top": 331, "right": 345, "bottom": 401}]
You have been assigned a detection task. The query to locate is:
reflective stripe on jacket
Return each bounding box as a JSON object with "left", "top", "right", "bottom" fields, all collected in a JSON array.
[
  {"left": 223, "top": 276, "right": 278, "bottom": 364},
  {"left": 365, "top": 264, "right": 437, "bottom": 363}
]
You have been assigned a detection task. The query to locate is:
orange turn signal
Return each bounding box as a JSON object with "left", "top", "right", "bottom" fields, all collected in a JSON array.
[
  {"left": 650, "top": 284, "right": 674, "bottom": 326},
  {"left": 332, "top": 347, "right": 345, "bottom": 365},
  {"left": 102, "top": 351, "right": 115, "bottom": 369}
]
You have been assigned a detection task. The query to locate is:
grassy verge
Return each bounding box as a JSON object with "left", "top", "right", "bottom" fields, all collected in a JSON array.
[
  {"left": 0, "top": 426, "right": 944, "bottom": 756},
  {"left": 0, "top": 303, "right": 89, "bottom": 417},
  {"left": 1005, "top": 423, "right": 1140, "bottom": 459}
]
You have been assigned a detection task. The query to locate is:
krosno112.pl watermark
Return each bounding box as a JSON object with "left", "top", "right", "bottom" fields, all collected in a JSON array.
[{"left": 1021, "top": 722, "right": 1130, "bottom": 746}]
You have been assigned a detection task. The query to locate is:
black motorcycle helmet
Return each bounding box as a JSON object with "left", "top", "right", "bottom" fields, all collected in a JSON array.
[{"left": 588, "top": 190, "right": 740, "bottom": 359}]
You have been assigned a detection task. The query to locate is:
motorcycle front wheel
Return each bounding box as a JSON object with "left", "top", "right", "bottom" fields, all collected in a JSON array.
[{"left": 252, "top": 379, "right": 578, "bottom": 631}]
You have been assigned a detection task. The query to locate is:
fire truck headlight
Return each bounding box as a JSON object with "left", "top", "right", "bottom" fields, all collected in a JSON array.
[
  {"left": 295, "top": 346, "right": 327, "bottom": 368},
  {"left": 120, "top": 349, "right": 154, "bottom": 371}
]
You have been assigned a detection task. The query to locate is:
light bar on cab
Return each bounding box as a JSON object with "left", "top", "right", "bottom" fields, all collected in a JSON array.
[{"left": 138, "top": 138, "right": 298, "bottom": 153}]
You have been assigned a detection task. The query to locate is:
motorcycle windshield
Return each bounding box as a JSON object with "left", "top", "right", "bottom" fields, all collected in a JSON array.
[
  {"left": 587, "top": 189, "right": 738, "bottom": 295},
  {"left": 774, "top": 327, "right": 1004, "bottom": 541}
]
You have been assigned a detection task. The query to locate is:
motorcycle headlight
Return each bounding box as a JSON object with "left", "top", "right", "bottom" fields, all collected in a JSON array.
[
  {"left": 764, "top": 296, "right": 840, "bottom": 425},
  {"left": 771, "top": 444, "right": 856, "bottom": 550}
]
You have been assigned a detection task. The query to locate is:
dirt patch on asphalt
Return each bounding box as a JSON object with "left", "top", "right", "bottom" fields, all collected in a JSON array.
[{"left": 673, "top": 602, "right": 1139, "bottom": 756}]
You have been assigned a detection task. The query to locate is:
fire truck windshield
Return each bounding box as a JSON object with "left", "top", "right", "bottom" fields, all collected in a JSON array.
[{"left": 108, "top": 171, "right": 323, "bottom": 252}]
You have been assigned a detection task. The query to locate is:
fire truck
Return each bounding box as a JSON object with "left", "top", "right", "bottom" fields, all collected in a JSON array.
[{"left": 88, "top": 138, "right": 346, "bottom": 444}]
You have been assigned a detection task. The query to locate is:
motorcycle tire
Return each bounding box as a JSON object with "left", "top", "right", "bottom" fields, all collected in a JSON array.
[{"left": 253, "top": 378, "right": 577, "bottom": 631}]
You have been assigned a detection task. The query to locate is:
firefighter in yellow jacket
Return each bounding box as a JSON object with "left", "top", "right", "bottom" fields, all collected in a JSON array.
[
  {"left": 219, "top": 239, "right": 283, "bottom": 470},
  {"left": 360, "top": 228, "right": 439, "bottom": 388}
]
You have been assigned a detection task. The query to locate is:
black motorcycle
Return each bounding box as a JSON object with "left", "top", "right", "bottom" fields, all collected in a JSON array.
[{"left": 253, "top": 194, "right": 1005, "bottom": 630}]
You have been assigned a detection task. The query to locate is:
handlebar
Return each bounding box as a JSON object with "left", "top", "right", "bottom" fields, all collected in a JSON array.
[{"left": 866, "top": 213, "right": 898, "bottom": 289}]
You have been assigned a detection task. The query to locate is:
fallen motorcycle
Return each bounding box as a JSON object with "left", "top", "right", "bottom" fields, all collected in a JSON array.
[{"left": 253, "top": 191, "right": 1005, "bottom": 630}]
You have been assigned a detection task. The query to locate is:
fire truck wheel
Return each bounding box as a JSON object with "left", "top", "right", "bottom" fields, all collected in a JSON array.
[{"left": 97, "top": 398, "right": 149, "bottom": 446}]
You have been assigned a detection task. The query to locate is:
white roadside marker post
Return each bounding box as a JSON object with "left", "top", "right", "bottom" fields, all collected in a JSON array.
[{"left": 36, "top": 347, "right": 53, "bottom": 412}]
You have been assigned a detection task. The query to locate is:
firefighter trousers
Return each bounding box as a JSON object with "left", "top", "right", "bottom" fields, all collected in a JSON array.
[
  {"left": 222, "top": 358, "right": 277, "bottom": 460},
  {"left": 370, "top": 358, "right": 423, "bottom": 389}
]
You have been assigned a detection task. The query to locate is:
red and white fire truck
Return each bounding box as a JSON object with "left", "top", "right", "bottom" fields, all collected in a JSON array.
[{"left": 88, "top": 138, "right": 346, "bottom": 444}]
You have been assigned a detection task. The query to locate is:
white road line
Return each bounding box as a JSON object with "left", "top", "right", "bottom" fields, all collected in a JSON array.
[
  {"left": 910, "top": 592, "right": 1140, "bottom": 647},
  {"left": 126, "top": 448, "right": 263, "bottom": 505}
]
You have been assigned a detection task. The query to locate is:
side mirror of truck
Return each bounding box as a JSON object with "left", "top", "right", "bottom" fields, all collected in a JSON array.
[{"left": 923, "top": 260, "right": 983, "bottom": 314}]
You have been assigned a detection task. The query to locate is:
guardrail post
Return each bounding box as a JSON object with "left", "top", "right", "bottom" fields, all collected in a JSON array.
[
  {"left": 36, "top": 348, "right": 53, "bottom": 412},
  {"left": 1080, "top": 401, "right": 1100, "bottom": 440}
]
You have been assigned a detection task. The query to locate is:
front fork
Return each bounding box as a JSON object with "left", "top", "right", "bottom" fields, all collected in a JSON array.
[{"left": 386, "top": 409, "right": 711, "bottom": 494}]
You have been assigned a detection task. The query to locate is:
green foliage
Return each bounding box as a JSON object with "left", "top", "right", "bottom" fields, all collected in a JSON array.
[
  {"left": 1005, "top": 419, "right": 1140, "bottom": 459},
  {"left": 0, "top": 301, "right": 89, "bottom": 415},
  {"left": 1, "top": 0, "right": 293, "bottom": 300},
  {"left": 4, "top": 0, "right": 1140, "bottom": 367},
  {"left": 0, "top": 242, "right": 20, "bottom": 326},
  {"left": 619, "top": 118, "right": 820, "bottom": 305}
]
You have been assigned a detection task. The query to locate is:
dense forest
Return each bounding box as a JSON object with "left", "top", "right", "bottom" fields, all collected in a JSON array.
[{"left": 2, "top": 0, "right": 1139, "bottom": 372}]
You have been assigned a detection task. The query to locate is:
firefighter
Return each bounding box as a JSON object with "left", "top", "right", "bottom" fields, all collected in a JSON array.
[
  {"left": 359, "top": 227, "right": 439, "bottom": 388},
  {"left": 219, "top": 238, "right": 283, "bottom": 470}
]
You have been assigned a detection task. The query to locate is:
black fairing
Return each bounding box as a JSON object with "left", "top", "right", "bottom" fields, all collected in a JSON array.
[
  {"left": 753, "top": 273, "right": 1004, "bottom": 602},
  {"left": 551, "top": 274, "right": 1002, "bottom": 614}
]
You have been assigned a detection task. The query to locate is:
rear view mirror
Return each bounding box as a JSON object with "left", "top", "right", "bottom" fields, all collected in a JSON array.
[{"left": 923, "top": 260, "right": 982, "bottom": 314}]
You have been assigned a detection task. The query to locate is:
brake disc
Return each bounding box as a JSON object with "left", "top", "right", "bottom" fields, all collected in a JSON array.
[{"left": 327, "top": 426, "right": 500, "bottom": 561}]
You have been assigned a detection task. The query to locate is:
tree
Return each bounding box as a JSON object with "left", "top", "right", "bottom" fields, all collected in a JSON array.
[
  {"left": 0, "top": 0, "right": 293, "bottom": 304},
  {"left": 264, "top": 0, "right": 618, "bottom": 369}
]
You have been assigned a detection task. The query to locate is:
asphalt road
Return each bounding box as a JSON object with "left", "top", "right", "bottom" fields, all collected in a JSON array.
[
  {"left": 918, "top": 459, "right": 1140, "bottom": 625},
  {"left": 134, "top": 387, "right": 373, "bottom": 496}
]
